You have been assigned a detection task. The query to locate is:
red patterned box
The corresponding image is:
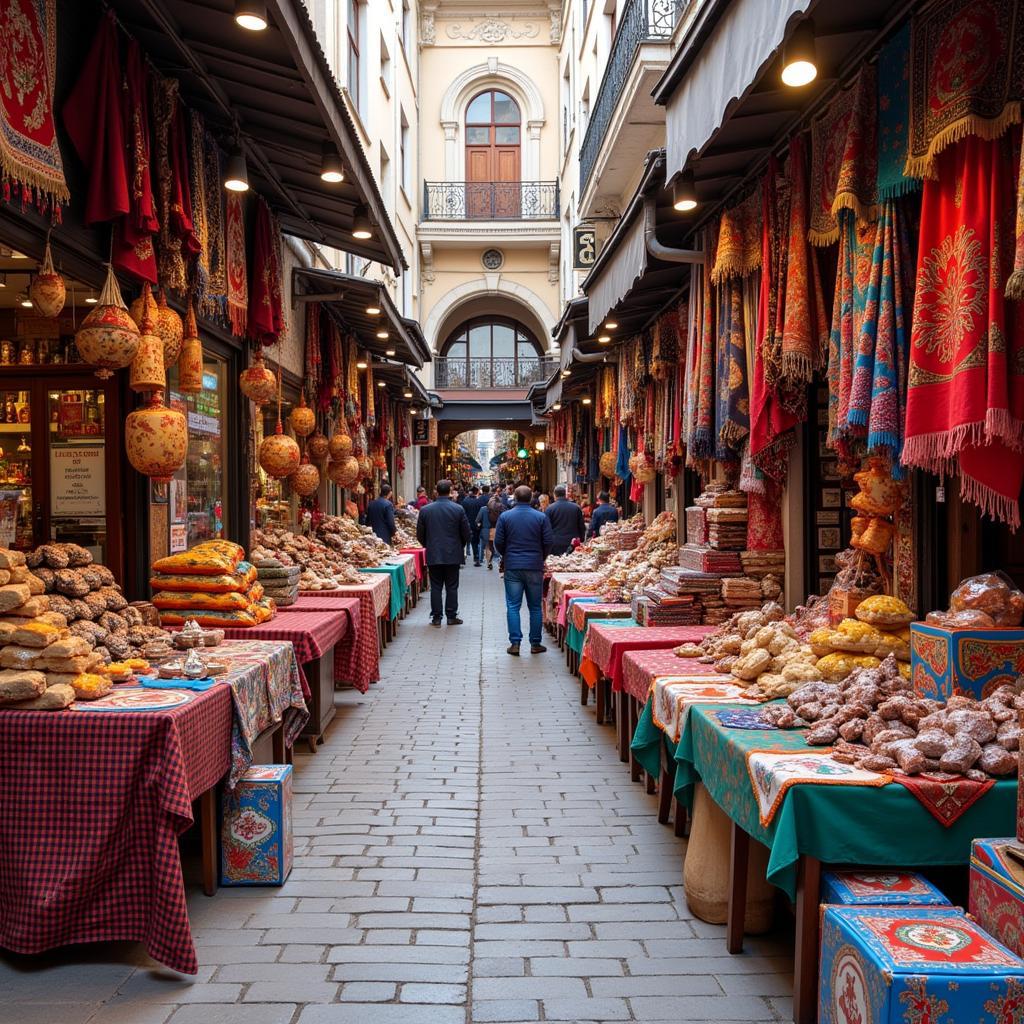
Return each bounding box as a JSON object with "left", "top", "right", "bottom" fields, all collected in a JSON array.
[
  {"left": 970, "top": 837, "right": 1024, "bottom": 957},
  {"left": 910, "top": 622, "right": 1024, "bottom": 701},
  {"left": 220, "top": 764, "right": 293, "bottom": 886}
]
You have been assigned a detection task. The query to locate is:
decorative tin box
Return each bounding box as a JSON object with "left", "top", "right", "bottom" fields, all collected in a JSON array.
[
  {"left": 821, "top": 869, "right": 950, "bottom": 907},
  {"left": 819, "top": 905, "right": 1024, "bottom": 1024},
  {"left": 970, "top": 837, "right": 1024, "bottom": 957},
  {"left": 909, "top": 622, "right": 1024, "bottom": 700},
  {"left": 220, "top": 764, "right": 293, "bottom": 886}
]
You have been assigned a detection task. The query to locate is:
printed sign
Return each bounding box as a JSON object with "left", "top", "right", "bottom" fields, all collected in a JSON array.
[
  {"left": 412, "top": 418, "right": 438, "bottom": 446},
  {"left": 170, "top": 523, "right": 187, "bottom": 553},
  {"left": 573, "top": 226, "right": 597, "bottom": 270},
  {"left": 50, "top": 444, "right": 105, "bottom": 517}
]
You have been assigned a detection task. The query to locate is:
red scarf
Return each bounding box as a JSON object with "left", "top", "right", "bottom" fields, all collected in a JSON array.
[
  {"left": 225, "top": 192, "right": 247, "bottom": 335},
  {"left": 247, "top": 197, "right": 284, "bottom": 344}
]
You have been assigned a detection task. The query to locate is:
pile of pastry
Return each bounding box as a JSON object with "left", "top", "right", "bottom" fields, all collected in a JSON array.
[{"left": 251, "top": 528, "right": 364, "bottom": 590}]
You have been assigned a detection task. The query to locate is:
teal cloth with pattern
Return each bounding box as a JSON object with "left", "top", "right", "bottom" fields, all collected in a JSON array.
[{"left": 358, "top": 563, "right": 406, "bottom": 620}]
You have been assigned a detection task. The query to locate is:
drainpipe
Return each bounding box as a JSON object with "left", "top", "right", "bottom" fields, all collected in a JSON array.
[
  {"left": 644, "top": 197, "right": 704, "bottom": 264},
  {"left": 570, "top": 347, "right": 619, "bottom": 364}
]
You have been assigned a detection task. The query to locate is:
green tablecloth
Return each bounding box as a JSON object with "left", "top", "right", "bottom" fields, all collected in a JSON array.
[
  {"left": 567, "top": 615, "right": 636, "bottom": 655},
  {"left": 631, "top": 697, "right": 1017, "bottom": 901},
  {"left": 358, "top": 563, "right": 405, "bottom": 620}
]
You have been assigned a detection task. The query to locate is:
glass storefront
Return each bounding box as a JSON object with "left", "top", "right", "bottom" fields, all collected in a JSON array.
[{"left": 0, "top": 388, "right": 33, "bottom": 551}]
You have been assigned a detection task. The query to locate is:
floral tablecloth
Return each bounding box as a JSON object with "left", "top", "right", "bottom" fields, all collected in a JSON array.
[
  {"left": 581, "top": 624, "right": 714, "bottom": 691},
  {"left": 620, "top": 647, "right": 720, "bottom": 704},
  {"left": 545, "top": 573, "right": 604, "bottom": 625}
]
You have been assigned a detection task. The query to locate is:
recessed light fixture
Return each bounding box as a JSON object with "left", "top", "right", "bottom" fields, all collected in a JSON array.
[
  {"left": 224, "top": 145, "right": 249, "bottom": 192},
  {"left": 604, "top": 320, "right": 618, "bottom": 330},
  {"left": 597, "top": 334, "right": 611, "bottom": 344},
  {"left": 352, "top": 206, "right": 373, "bottom": 240},
  {"left": 376, "top": 330, "right": 389, "bottom": 340},
  {"left": 366, "top": 304, "right": 382, "bottom": 315},
  {"left": 581, "top": 396, "right": 592, "bottom": 405},
  {"left": 403, "top": 389, "right": 413, "bottom": 399},
  {"left": 781, "top": 19, "right": 818, "bottom": 87},
  {"left": 320, "top": 144, "right": 344, "bottom": 183},
  {"left": 535, "top": 441, "right": 546, "bottom": 452},
  {"left": 552, "top": 402, "right": 562, "bottom": 411},
  {"left": 356, "top": 359, "right": 368, "bottom": 369},
  {"left": 377, "top": 380, "right": 386, "bottom": 388},
  {"left": 235, "top": 0, "right": 268, "bottom": 30},
  {"left": 385, "top": 348, "right": 396, "bottom": 357},
  {"left": 19, "top": 291, "right": 32, "bottom": 308},
  {"left": 673, "top": 169, "right": 698, "bottom": 212},
  {"left": 85, "top": 295, "right": 98, "bottom": 304}
]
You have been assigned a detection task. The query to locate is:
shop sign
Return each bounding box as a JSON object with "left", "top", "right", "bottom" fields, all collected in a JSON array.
[
  {"left": 188, "top": 410, "right": 221, "bottom": 436},
  {"left": 202, "top": 371, "right": 218, "bottom": 391},
  {"left": 169, "top": 523, "right": 188, "bottom": 553},
  {"left": 573, "top": 226, "right": 598, "bottom": 270},
  {"left": 50, "top": 444, "right": 105, "bottom": 518},
  {"left": 412, "top": 418, "right": 438, "bottom": 446}
]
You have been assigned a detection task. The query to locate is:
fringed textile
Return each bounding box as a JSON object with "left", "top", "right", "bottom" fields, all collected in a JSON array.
[
  {"left": 876, "top": 23, "right": 917, "bottom": 202},
  {"left": 305, "top": 302, "right": 321, "bottom": 398},
  {"left": 712, "top": 190, "right": 761, "bottom": 283},
  {"left": 692, "top": 230, "right": 716, "bottom": 459},
  {"left": 1008, "top": 128, "right": 1024, "bottom": 301},
  {"left": 202, "top": 132, "right": 227, "bottom": 317},
  {"left": 716, "top": 277, "right": 749, "bottom": 456},
  {"left": 153, "top": 78, "right": 189, "bottom": 292},
  {"left": 247, "top": 197, "right": 285, "bottom": 344},
  {"left": 746, "top": 480, "right": 784, "bottom": 551},
  {"left": 225, "top": 191, "right": 247, "bottom": 335},
  {"left": 189, "top": 112, "right": 210, "bottom": 304}
]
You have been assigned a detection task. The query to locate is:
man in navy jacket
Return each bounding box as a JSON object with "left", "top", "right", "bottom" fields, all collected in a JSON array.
[
  {"left": 494, "top": 485, "right": 553, "bottom": 656},
  {"left": 366, "top": 484, "right": 397, "bottom": 545},
  {"left": 587, "top": 491, "right": 619, "bottom": 540},
  {"left": 416, "top": 480, "right": 471, "bottom": 626},
  {"left": 544, "top": 485, "right": 586, "bottom": 555}
]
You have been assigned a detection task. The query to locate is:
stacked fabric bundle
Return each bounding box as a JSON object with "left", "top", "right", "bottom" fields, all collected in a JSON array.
[
  {"left": 151, "top": 541, "right": 274, "bottom": 627},
  {"left": 740, "top": 550, "right": 786, "bottom": 579},
  {"left": 254, "top": 559, "right": 301, "bottom": 607},
  {"left": 706, "top": 507, "right": 749, "bottom": 549},
  {"left": 721, "top": 576, "right": 763, "bottom": 610},
  {"left": 694, "top": 487, "right": 747, "bottom": 509},
  {"left": 678, "top": 545, "right": 742, "bottom": 575},
  {"left": 638, "top": 589, "right": 704, "bottom": 625},
  {"left": 684, "top": 506, "right": 708, "bottom": 545}
]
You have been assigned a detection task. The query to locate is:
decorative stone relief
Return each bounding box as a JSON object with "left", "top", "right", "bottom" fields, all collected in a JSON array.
[
  {"left": 420, "top": 9, "right": 436, "bottom": 46},
  {"left": 446, "top": 19, "right": 540, "bottom": 43},
  {"left": 419, "top": 242, "right": 435, "bottom": 284},
  {"left": 548, "top": 242, "right": 560, "bottom": 284},
  {"left": 548, "top": 5, "right": 561, "bottom": 44}
]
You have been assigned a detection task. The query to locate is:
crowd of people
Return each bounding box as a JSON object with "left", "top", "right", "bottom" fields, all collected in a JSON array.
[{"left": 361, "top": 478, "right": 619, "bottom": 655}]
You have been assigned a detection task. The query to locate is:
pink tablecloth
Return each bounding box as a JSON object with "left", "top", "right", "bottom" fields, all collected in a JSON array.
[
  {"left": 582, "top": 625, "right": 716, "bottom": 691},
  {"left": 400, "top": 547, "right": 427, "bottom": 582},
  {"left": 387, "top": 553, "right": 415, "bottom": 587},
  {"left": 546, "top": 572, "right": 605, "bottom": 625},
  {"left": 570, "top": 601, "right": 631, "bottom": 632},
  {"left": 620, "top": 647, "right": 721, "bottom": 704}
]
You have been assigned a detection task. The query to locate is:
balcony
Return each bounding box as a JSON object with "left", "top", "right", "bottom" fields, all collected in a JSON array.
[
  {"left": 434, "top": 356, "right": 558, "bottom": 389},
  {"left": 579, "top": 0, "right": 686, "bottom": 196},
  {"left": 423, "top": 181, "right": 560, "bottom": 221}
]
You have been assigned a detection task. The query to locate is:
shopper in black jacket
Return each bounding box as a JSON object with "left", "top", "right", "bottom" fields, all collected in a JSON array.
[
  {"left": 544, "top": 485, "right": 586, "bottom": 555},
  {"left": 416, "top": 480, "right": 471, "bottom": 626},
  {"left": 587, "top": 491, "right": 619, "bottom": 540}
]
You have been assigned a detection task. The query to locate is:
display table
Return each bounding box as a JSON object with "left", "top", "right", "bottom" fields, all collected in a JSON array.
[
  {"left": 384, "top": 554, "right": 416, "bottom": 615},
  {"left": 358, "top": 563, "right": 405, "bottom": 625},
  {"left": 399, "top": 547, "right": 427, "bottom": 587},
  {"left": 545, "top": 572, "right": 604, "bottom": 629},
  {"left": 566, "top": 601, "right": 632, "bottom": 657},
  {"left": 631, "top": 697, "right": 1017, "bottom": 1024},
  {"left": 620, "top": 647, "right": 719, "bottom": 704},
  {"left": 0, "top": 638, "right": 306, "bottom": 976}
]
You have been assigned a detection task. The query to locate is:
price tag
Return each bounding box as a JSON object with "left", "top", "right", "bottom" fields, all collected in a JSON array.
[{"left": 935, "top": 485, "right": 945, "bottom": 503}]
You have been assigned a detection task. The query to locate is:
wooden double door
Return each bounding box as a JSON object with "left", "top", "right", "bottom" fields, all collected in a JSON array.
[{"left": 466, "top": 89, "right": 521, "bottom": 219}]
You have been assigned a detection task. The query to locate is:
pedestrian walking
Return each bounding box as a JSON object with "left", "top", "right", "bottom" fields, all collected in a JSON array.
[
  {"left": 544, "top": 484, "right": 586, "bottom": 555},
  {"left": 461, "top": 485, "right": 485, "bottom": 566},
  {"left": 413, "top": 486, "right": 429, "bottom": 510},
  {"left": 415, "top": 479, "right": 470, "bottom": 626},
  {"left": 366, "top": 484, "right": 397, "bottom": 544},
  {"left": 482, "top": 489, "right": 504, "bottom": 569},
  {"left": 493, "top": 484, "right": 553, "bottom": 656},
  {"left": 587, "top": 490, "right": 619, "bottom": 539}
]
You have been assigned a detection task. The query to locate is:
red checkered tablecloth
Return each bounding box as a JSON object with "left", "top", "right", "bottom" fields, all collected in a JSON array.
[
  {"left": 582, "top": 625, "right": 716, "bottom": 692},
  {"left": 570, "top": 601, "right": 631, "bottom": 632},
  {"left": 400, "top": 547, "right": 427, "bottom": 582},
  {"left": 0, "top": 685, "right": 233, "bottom": 976},
  {"left": 620, "top": 647, "right": 721, "bottom": 704}
]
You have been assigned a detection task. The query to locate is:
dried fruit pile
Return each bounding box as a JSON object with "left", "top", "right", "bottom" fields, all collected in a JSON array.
[{"left": 251, "top": 528, "right": 364, "bottom": 591}]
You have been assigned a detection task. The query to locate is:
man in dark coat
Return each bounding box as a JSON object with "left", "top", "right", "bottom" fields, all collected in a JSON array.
[
  {"left": 366, "top": 484, "right": 397, "bottom": 545},
  {"left": 416, "top": 479, "right": 471, "bottom": 626},
  {"left": 461, "top": 485, "right": 485, "bottom": 566},
  {"left": 587, "top": 490, "right": 619, "bottom": 540},
  {"left": 544, "top": 485, "right": 586, "bottom": 556}
]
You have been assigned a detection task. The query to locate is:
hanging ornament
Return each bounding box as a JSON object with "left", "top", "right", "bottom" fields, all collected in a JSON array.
[
  {"left": 329, "top": 427, "right": 353, "bottom": 459},
  {"left": 599, "top": 451, "right": 617, "bottom": 479},
  {"left": 178, "top": 303, "right": 203, "bottom": 393},
  {"left": 156, "top": 290, "right": 184, "bottom": 367},
  {"left": 129, "top": 284, "right": 166, "bottom": 393},
  {"left": 289, "top": 393, "right": 316, "bottom": 437},
  {"left": 357, "top": 454, "right": 372, "bottom": 480},
  {"left": 30, "top": 239, "right": 65, "bottom": 317},
  {"left": 239, "top": 349, "right": 277, "bottom": 406},
  {"left": 259, "top": 359, "right": 300, "bottom": 478},
  {"left": 75, "top": 265, "right": 140, "bottom": 377},
  {"left": 289, "top": 455, "right": 321, "bottom": 497},
  {"left": 125, "top": 391, "right": 187, "bottom": 482},
  {"left": 307, "top": 428, "right": 330, "bottom": 461},
  {"left": 327, "top": 455, "right": 360, "bottom": 486},
  {"left": 354, "top": 482, "right": 366, "bottom": 496}
]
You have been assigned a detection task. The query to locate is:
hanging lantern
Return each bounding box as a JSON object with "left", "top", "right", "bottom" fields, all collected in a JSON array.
[
  {"left": 289, "top": 457, "right": 321, "bottom": 497},
  {"left": 75, "top": 265, "right": 140, "bottom": 378},
  {"left": 129, "top": 284, "right": 166, "bottom": 393},
  {"left": 599, "top": 451, "right": 617, "bottom": 479},
  {"left": 289, "top": 393, "right": 316, "bottom": 437},
  {"left": 156, "top": 290, "right": 184, "bottom": 367},
  {"left": 178, "top": 303, "right": 203, "bottom": 393},
  {"left": 327, "top": 456, "right": 360, "bottom": 486},
  {"left": 259, "top": 422, "right": 301, "bottom": 479},
  {"left": 307, "top": 429, "right": 330, "bottom": 461},
  {"left": 329, "top": 428, "right": 353, "bottom": 460},
  {"left": 357, "top": 454, "right": 372, "bottom": 479},
  {"left": 125, "top": 391, "right": 187, "bottom": 482},
  {"left": 239, "top": 350, "right": 277, "bottom": 406},
  {"left": 372, "top": 448, "right": 387, "bottom": 472},
  {"left": 629, "top": 454, "right": 656, "bottom": 484},
  {"left": 30, "top": 239, "right": 65, "bottom": 317}
]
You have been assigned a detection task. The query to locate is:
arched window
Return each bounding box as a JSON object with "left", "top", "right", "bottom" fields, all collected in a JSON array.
[
  {"left": 440, "top": 317, "right": 545, "bottom": 388},
  {"left": 465, "top": 90, "right": 521, "bottom": 217}
]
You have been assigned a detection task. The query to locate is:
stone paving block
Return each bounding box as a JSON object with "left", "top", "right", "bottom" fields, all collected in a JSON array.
[
  {"left": 338, "top": 981, "right": 398, "bottom": 1001},
  {"left": 168, "top": 1007, "right": 297, "bottom": 1024},
  {"left": 298, "top": 1005, "right": 465, "bottom": 1024},
  {"left": 399, "top": 982, "right": 466, "bottom": 1003},
  {"left": 471, "top": 999, "right": 541, "bottom": 1022},
  {"left": 540, "top": 997, "right": 631, "bottom": 1020}
]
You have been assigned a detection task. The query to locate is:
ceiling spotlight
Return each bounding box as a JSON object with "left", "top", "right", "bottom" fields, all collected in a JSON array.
[
  {"left": 376, "top": 329, "right": 389, "bottom": 340},
  {"left": 560, "top": 369, "right": 571, "bottom": 378},
  {"left": 781, "top": 18, "right": 817, "bottom": 88},
  {"left": 604, "top": 320, "right": 617, "bottom": 330},
  {"left": 385, "top": 349, "right": 396, "bottom": 358},
  {"left": 352, "top": 206, "right": 373, "bottom": 240},
  {"left": 366, "top": 304, "right": 382, "bottom": 315},
  {"left": 224, "top": 145, "right": 249, "bottom": 192},
  {"left": 377, "top": 380, "right": 386, "bottom": 388},
  {"left": 356, "top": 359, "right": 368, "bottom": 370},
  {"left": 597, "top": 334, "right": 611, "bottom": 344},
  {"left": 85, "top": 295, "right": 98, "bottom": 304},
  {"left": 581, "top": 396, "right": 592, "bottom": 405},
  {"left": 403, "top": 389, "right": 413, "bottom": 399},
  {"left": 320, "top": 143, "right": 344, "bottom": 183},
  {"left": 18, "top": 291, "right": 32, "bottom": 308},
  {"left": 552, "top": 402, "right": 562, "bottom": 411},
  {"left": 0, "top": 273, "right": 6, "bottom": 289},
  {"left": 535, "top": 441, "right": 546, "bottom": 452},
  {"left": 673, "top": 169, "right": 698, "bottom": 212},
  {"left": 235, "top": 0, "right": 268, "bottom": 30}
]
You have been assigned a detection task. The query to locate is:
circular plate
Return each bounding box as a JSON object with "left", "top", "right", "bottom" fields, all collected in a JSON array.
[{"left": 71, "top": 686, "right": 193, "bottom": 712}]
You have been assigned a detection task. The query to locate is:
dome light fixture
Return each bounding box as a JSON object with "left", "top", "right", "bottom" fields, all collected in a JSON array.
[
  {"left": 224, "top": 145, "right": 249, "bottom": 192},
  {"left": 85, "top": 294, "right": 98, "bottom": 304},
  {"left": 781, "top": 19, "right": 818, "bottom": 88},
  {"left": 366, "top": 303, "right": 382, "bottom": 315},
  {"left": 535, "top": 441, "right": 546, "bottom": 452},
  {"left": 604, "top": 320, "right": 618, "bottom": 330},
  {"left": 597, "top": 334, "right": 611, "bottom": 344},
  {"left": 403, "top": 388, "right": 413, "bottom": 399},
  {"left": 234, "top": 0, "right": 268, "bottom": 31},
  {"left": 552, "top": 402, "right": 562, "bottom": 411},
  {"left": 377, "top": 380, "right": 386, "bottom": 388},
  {"left": 352, "top": 206, "right": 373, "bottom": 240},
  {"left": 385, "top": 347, "right": 396, "bottom": 357},
  {"left": 581, "top": 396, "right": 592, "bottom": 405},
  {"left": 356, "top": 358, "right": 368, "bottom": 370},
  {"left": 320, "top": 144, "right": 344, "bottom": 183},
  {"left": 673, "top": 169, "right": 698, "bottom": 212},
  {"left": 18, "top": 290, "right": 32, "bottom": 308}
]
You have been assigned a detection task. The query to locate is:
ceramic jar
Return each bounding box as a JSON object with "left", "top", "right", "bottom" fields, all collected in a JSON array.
[
  {"left": 129, "top": 285, "right": 166, "bottom": 393},
  {"left": 177, "top": 304, "right": 203, "bottom": 393}
]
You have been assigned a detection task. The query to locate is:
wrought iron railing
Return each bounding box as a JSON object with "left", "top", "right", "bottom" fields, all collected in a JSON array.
[
  {"left": 579, "top": 0, "right": 686, "bottom": 193},
  {"left": 423, "top": 181, "right": 560, "bottom": 220},
  {"left": 434, "top": 356, "right": 558, "bottom": 389}
]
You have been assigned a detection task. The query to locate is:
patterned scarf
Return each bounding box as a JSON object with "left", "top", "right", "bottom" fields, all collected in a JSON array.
[
  {"left": 305, "top": 302, "right": 322, "bottom": 397},
  {"left": 202, "top": 132, "right": 227, "bottom": 318},
  {"left": 1008, "top": 128, "right": 1024, "bottom": 301},
  {"left": 808, "top": 65, "right": 878, "bottom": 246},
  {"left": 247, "top": 197, "right": 284, "bottom": 344},
  {"left": 153, "top": 78, "right": 188, "bottom": 292},
  {"left": 189, "top": 112, "right": 210, "bottom": 303},
  {"left": 903, "top": 135, "right": 1024, "bottom": 528},
  {"left": 716, "top": 277, "right": 749, "bottom": 455},
  {"left": 876, "top": 23, "right": 917, "bottom": 202},
  {"left": 712, "top": 190, "right": 761, "bottom": 283},
  {"left": 225, "top": 191, "right": 247, "bottom": 336},
  {"left": 905, "top": 0, "right": 1023, "bottom": 179},
  {"left": 692, "top": 230, "right": 717, "bottom": 459}
]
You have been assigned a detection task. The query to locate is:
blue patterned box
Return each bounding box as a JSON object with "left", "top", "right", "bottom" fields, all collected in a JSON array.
[
  {"left": 220, "top": 764, "right": 293, "bottom": 886},
  {"left": 910, "top": 622, "right": 1024, "bottom": 701},
  {"left": 970, "top": 837, "right": 1024, "bottom": 957},
  {"left": 819, "top": 905, "right": 1024, "bottom": 1024},
  {"left": 821, "top": 869, "right": 950, "bottom": 907}
]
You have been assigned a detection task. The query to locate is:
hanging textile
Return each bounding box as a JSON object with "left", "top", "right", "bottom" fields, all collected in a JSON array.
[
  {"left": 305, "top": 302, "right": 321, "bottom": 398},
  {"left": 747, "top": 481, "right": 784, "bottom": 551},
  {"left": 225, "top": 191, "right": 247, "bottom": 335},
  {"left": 153, "top": 78, "right": 189, "bottom": 292},
  {"left": 905, "top": 0, "right": 1023, "bottom": 179},
  {"left": 712, "top": 190, "right": 761, "bottom": 283},
  {"left": 808, "top": 65, "right": 878, "bottom": 246},
  {"left": 247, "top": 197, "right": 285, "bottom": 344},
  {"left": 62, "top": 11, "right": 126, "bottom": 224},
  {"left": 189, "top": 112, "right": 210, "bottom": 302},
  {"left": 903, "top": 135, "right": 1024, "bottom": 528},
  {"left": 1008, "top": 129, "right": 1024, "bottom": 300},
  {"left": 615, "top": 423, "right": 631, "bottom": 481},
  {"left": 170, "top": 105, "right": 199, "bottom": 265},
  {"left": 716, "top": 277, "right": 748, "bottom": 457},
  {"left": 113, "top": 39, "right": 158, "bottom": 284},
  {"left": 876, "top": 23, "right": 917, "bottom": 202},
  {"left": 196, "top": 129, "right": 228, "bottom": 317},
  {"left": 691, "top": 229, "right": 716, "bottom": 458}
]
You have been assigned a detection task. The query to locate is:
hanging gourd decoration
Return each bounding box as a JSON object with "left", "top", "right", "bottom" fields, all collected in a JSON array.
[
  {"left": 289, "top": 393, "right": 316, "bottom": 437},
  {"left": 372, "top": 447, "right": 387, "bottom": 472},
  {"left": 129, "top": 284, "right": 167, "bottom": 393},
  {"left": 289, "top": 455, "right": 321, "bottom": 497},
  {"left": 75, "top": 265, "right": 140, "bottom": 378},
  {"left": 178, "top": 303, "right": 203, "bottom": 393},
  {"left": 259, "top": 362, "right": 301, "bottom": 479},
  {"left": 357, "top": 454, "right": 373, "bottom": 480},
  {"left": 307, "top": 428, "right": 330, "bottom": 462},
  {"left": 239, "top": 349, "right": 277, "bottom": 406},
  {"left": 628, "top": 453, "right": 656, "bottom": 484},
  {"left": 328, "top": 427, "right": 353, "bottom": 460},
  {"left": 30, "top": 239, "right": 65, "bottom": 317},
  {"left": 155, "top": 290, "right": 184, "bottom": 367},
  {"left": 125, "top": 391, "right": 187, "bottom": 483},
  {"left": 327, "top": 455, "right": 360, "bottom": 486},
  {"left": 599, "top": 451, "right": 617, "bottom": 479}
]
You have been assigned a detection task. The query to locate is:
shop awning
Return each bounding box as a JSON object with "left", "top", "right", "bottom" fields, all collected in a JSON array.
[
  {"left": 292, "top": 267, "right": 430, "bottom": 367},
  {"left": 108, "top": 0, "right": 406, "bottom": 270},
  {"left": 371, "top": 362, "right": 433, "bottom": 407}
]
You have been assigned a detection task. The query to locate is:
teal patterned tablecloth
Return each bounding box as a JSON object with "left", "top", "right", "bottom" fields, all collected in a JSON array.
[
  {"left": 566, "top": 615, "right": 636, "bottom": 655},
  {"left": 359, "top": 563, "right": 405, "bottom": 620}
]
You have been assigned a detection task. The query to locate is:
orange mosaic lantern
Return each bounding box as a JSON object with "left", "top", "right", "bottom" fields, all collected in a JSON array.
[
  {"left": 289, "top": 394, "right": 316, "bottom": 437},
  {"left": 75, "top": 265, "right": 140, "bottom": 377},
  {"left": 329, "top": 429, "right": 353, "bottom": 460},
  {"left": 30, "top": 240, "right": 65, "bottom": 318},
  {"left": 155, "top": 290, "right": 184, "bottom": 367},
  {"left": 307, "top": 429, "right": 330, "bottom": 462},
  {"left": 125, "top": 391, "right": 187, "bottom": 482},
  {"left": 259, "top": 422, "right": 301, "bottom": 479},
  {"left": 327, "top": 456, "right": 360, "bottom": 487},
  {"left": 289, "top": 458, "right": 321, "bottom": 497},
  {"left": 239, "top": 350, "right": 277, "bottom": 406},
  {"left": 177, "top": 304, "right": 203, "bottom": 393},
  {"left": 129, "top": 284, "right": 166, "bottom": 393}
]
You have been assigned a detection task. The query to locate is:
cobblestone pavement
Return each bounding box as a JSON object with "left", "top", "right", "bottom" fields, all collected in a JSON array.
[{"left": 1, "top": 564, "right": 793, "bottom": 1023}]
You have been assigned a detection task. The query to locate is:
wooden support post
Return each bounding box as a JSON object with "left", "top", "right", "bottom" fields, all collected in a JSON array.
[
  {"left": 727, "top": 821, "right": 750, "bottom": 954},
  {"left": 793, "top": 855, "right": 823, "bottom": 1024},
  {"left": 200, "top": 785, "right": 218, "bottom": 897}
]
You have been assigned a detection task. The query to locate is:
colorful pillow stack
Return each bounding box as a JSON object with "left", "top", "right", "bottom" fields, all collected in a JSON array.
[
  {"left": 151, "top": 541, "right": 275, "bottom": 627},
  {"left": 253, "top": 559, "right": 301, "bottom": 607}
]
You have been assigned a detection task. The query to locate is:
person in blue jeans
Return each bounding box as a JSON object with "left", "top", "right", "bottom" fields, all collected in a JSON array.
[{"left": 493, "top": 485, "right": 554, "bottom": 656}]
